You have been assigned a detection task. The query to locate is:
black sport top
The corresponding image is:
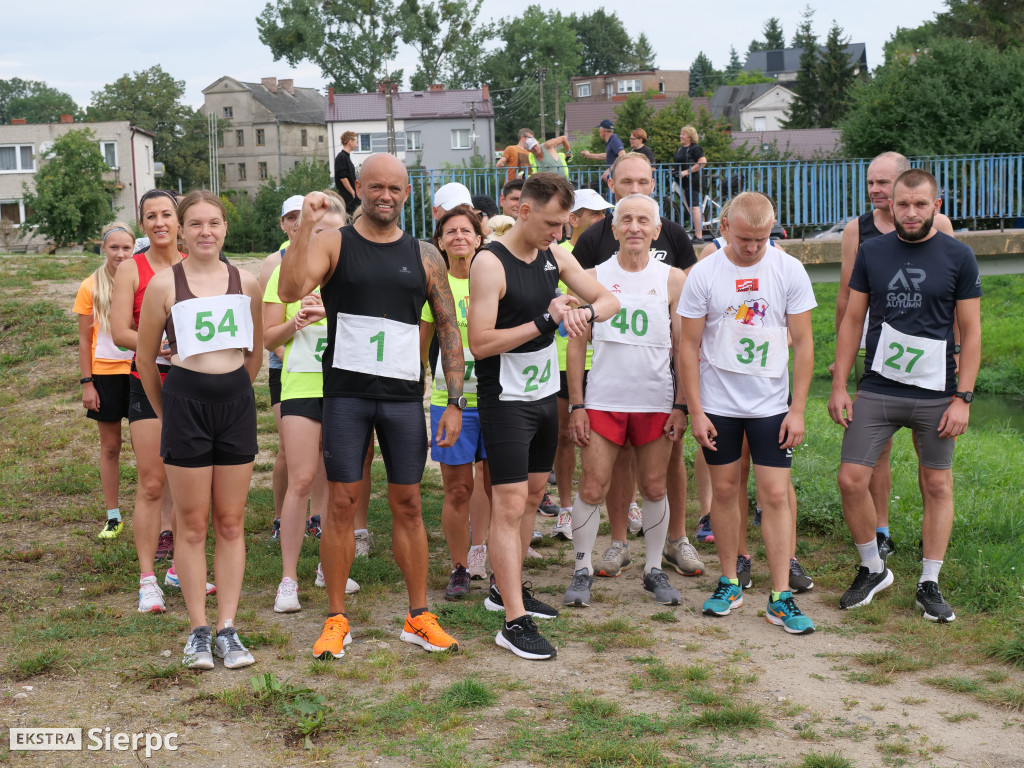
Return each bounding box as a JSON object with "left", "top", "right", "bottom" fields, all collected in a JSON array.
[
  {"left": 474, "top": 241, "right": 561, "bottom": 405},
  {"left": 574, "top": 214, "right": 696, "bottom": 272},
  {"left": 857, "top": 210, "right": 883, "bottom": 245},
  {"left": 320, "top": 225, "right": 426, "bottom": 401}
]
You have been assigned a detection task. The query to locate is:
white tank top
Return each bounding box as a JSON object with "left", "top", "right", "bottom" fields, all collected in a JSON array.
[{"left": 586, "top": 256, "right": 674, "bottom": 412}]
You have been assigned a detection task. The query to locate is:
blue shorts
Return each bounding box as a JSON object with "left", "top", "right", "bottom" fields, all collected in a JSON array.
[
  {"left": 702, "top": 411, "right": 793, "bottom": 469},
  {"left": 430, "top": 404, "right": 486, "bottom": 465}
]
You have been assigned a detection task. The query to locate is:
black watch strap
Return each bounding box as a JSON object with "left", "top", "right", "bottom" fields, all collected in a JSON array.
[
  {"left": 568, "top": 403, "right": 586, "bottom": 413},
  {"left": 80, "top": 376, "right": 94, "bottom": 385},
  {"left": 954, "top": 391, "right": 973, "bottom": 403},
  {"left": 447, "top": 396, "right": 467, "bottom": 410}
]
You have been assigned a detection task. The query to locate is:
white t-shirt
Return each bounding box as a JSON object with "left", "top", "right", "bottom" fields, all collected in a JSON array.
[{"left": 677, "top": 244, "right": 816, "bottom": 418}]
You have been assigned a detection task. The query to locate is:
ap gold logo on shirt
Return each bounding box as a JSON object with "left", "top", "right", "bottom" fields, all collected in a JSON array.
[{"left": 886, "top": 267, "right": 926, "bottom": 310}]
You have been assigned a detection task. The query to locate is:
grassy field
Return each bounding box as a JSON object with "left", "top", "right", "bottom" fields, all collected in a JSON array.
[{"left": 1, "top": 254, "right": 1023, "bottom": 767}]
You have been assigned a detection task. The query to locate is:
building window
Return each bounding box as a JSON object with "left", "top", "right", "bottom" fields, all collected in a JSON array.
[
  {"left": 217, "top": 132, "right": 224, "bottom": 148},
  {"left": 1, "top": 200, "right": 26, "bottom": 225},
  {"left": 238, "top": 163, "right": 247, "bottom": 181},
  {"left": 235, "top": 129, "right": 244, "bottom": 147},
  {"left": 258, "top": 161, "right": 268, "bottom": 180},
  {"left": 219, "top": 164, "right": 226, "bottom": 181},
  {"left": 406, "top": 131, "right": 422, "bottom": 151},
  {"left": 659, "top": 81, "right": 665, "bottom": 93},
  {"left": 576, "top": 83, "right": 591, "bottom": 98},
  {"left": 617, "top": 79, "right": 642, "bottom": 93},
  {"left": 0, "top": 144, "right": 34, "bottom": 173},
  {"left": 753, "top": 117, "right": 767, "bottom": 131},
  {"left": 356, "top": 133, "right": 371, "bottom": 153},
  {"left": 301, "top": 129, "right": 308, "bottom": 147},
  {"left": 451, "top": 129, "right": 470, "bottom": 150},
  {"left": 100, "top": 141, "right": 118, "bottom": 169},
  {"left": 256, "top": 128, "right": 265, "bottom": 146},
  {"left": 223, "top": 107, "right": 233, "bottom": 119},
  {"left": 318, "top": 135, "right": 324, "bottom": 143}
]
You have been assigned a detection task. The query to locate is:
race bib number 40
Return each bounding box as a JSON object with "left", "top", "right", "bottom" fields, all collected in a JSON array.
[
  {"left": 171, "top": 295, "right": 253, "bottom": 361},
  {"left": 333, "top": 313, "right": 420, "bottom": 381},
  {"left": 870, "top": 321, "right": 946, "bottom": 391},
  {"left": 594, "top": 294, "right": 670, "bottom": 349},
  {"left": 499, "top": 342, "right": 559, "bottom": 401},
  {"left": 709, "top": 321, "right": 788, "bottom": 378}
]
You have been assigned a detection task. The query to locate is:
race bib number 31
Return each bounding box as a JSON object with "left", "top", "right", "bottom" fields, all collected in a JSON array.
[
  {"left": 171, "top": 294, "right": 253, "bottom": 361},
  {"left": 333, "top": 313, "right": 420, "bottom": 381},
  {"left": 710, "top": 322, "right": 788, "bottom": 378}
]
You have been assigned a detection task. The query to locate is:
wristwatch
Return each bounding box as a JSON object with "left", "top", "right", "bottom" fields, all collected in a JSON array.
[
  {"left": 80, "top": 377, "right": 94, "bottom": 385},
  {"left": 568, "top": 403, "right": 586, "bottom": 414},
  {"left": 447, "top": 396, "right": 467, "bottom": 410},
  {"left": 954, "top": 391, "right": 973, "bottom": 403}
]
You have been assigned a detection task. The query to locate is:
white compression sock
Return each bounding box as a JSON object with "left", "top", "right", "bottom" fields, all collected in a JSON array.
[
  {"left": 856, "top": 539, "right": 884, "bottom": 574},
  {"left": 571, "top": 495, "right": 602, "bottom": 575},
  {"left": 920, "top": 558, "right": 943, "bottom": 584},
  {"left": 641, "top": 496, "right": 669, "bottom": 574}
]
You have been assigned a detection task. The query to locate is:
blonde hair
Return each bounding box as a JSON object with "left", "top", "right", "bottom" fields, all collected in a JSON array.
[
  {"left": 321, "top": 189, "right": 348, "bottom": 221},
  {"left": 680, "top": 125, "right": 699, "bottom": 144},
  {"left": 92, "top": 221, "right": 133, "bottom": 335},
  {"left": 723, "top": 191, "right": 775, "bottom": 230}
]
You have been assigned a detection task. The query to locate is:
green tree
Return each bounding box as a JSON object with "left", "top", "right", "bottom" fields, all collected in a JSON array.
[
  {"left": 748, "top": 17, "right": 786, "bottom": 54},
  {"left": 613, "top": 94, "right": 655, "bottom": 142},
  {"left": 0, "top": 79, "right": 81, "bottom": 125},
  {"left": 87, "top": 65, "right": 209, "bottom": 191},
  {"left": 935, "top": 0, "right": 1024, "bottom": 51},
  {"left": 816, "top": 22, "right": 857, "bottom": 127},
  {"left": 840, "top": 37, "right": 1024, "bottom": 157},
  {"left": 726, "top": 70, "right": 775, "bottom": 86},
  {"left": 481, "top": 6, "right": 581, "bottom": 144},
  {"left": 725, "top": 46, "right": 744, "bottom": 81},
  {"left": 257, "top": 0, "right": 403, "bottom": 93},
  {"left": 632, "top": 33, "right": 658, "bottom": 71},
  {"left": 783, "top": 7, "right": 820, "bottom": 128},
  {"left": 22, "top": 129, "right": 112, "bottom": 246},
  {"left": 570, "top": 10, "right": 636, "bottom": 77},
  {"left": 398, "top": 0, "right": 493, "bottom": 90},
  {"left": 646, "top": 96, "right": 751, "bottom": 165},
  {"left": 688, "top": 52, "right": 722, "bottom": 96}
]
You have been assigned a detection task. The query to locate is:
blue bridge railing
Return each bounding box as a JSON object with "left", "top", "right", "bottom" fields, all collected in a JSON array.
[{"left": 401, "top": 154, "right": 1024, "bottom": 239}]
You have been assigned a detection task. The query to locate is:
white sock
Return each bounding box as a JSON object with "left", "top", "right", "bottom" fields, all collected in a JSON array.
[
  {"left": 107, "top": 508, "right": 121, "bottom": 521},
  {"left": 641, "top": 496, "right": 669, "bottom": 574},
  {"left": 354, "top": 528, "right": 368, "bottom": 537},
  {"left": 469, "top": 544, "right": 486, "bottom": 554},
  {"left": 920, "top": 558, "right": 943, "bottom": 584},
  {"left": 855, "top": 539, "right": 884, "bottom": 574},
  {"left": 559, "top": 507, "right": 572, "bottom": 515},
  {"left": 571, "top": 494, "right": 602, "bottom": 574}
]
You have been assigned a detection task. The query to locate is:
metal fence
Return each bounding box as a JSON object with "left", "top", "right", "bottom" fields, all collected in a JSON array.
[{"left": 401, "top": 154, "right": 1024, "bottom": 239}]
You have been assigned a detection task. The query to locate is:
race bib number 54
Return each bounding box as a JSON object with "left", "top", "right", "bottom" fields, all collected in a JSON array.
[{"left": 171, "top": 294, "right": 253, "bottom": 361}]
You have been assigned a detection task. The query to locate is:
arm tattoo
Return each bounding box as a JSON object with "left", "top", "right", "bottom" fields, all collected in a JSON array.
[{"left": 421, "top": 242, "right": 465, "bottom": 397}]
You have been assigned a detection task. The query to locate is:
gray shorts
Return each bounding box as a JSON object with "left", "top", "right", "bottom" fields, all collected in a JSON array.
[
  {"left": 322, "top": 397, "right": 426, "bottom": 485},
  {"left": 840, "top": 390, "right": 956, "bottom": 470}
]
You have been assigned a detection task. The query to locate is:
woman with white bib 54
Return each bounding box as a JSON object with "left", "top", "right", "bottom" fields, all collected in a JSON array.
[{"left": 137, "top": 190, "right": 264, "bottom": 670}]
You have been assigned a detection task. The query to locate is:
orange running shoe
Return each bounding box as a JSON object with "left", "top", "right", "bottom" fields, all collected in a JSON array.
[
  {"left": 400, "top": 611, "right": 459, "bottom": 652},
  {"left": 313, "top": 615, "right": 352, "bottom": 659}
]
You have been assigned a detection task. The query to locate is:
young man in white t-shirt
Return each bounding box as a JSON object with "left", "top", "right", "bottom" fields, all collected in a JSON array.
[{"left": 677, "top": 192, "right": 818, "bottom": 634}]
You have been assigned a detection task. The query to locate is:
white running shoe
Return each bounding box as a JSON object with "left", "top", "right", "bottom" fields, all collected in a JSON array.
[
  {"left": 315, "top": 562, "right": 360, "bottom": 593},
  {"left": 552, "top": 509, "right": 573, "bottom": 540},
  {"left": 214, "top": 627, "right": 255, "bottom": 669},
  {"left": 467, "top": 545, "right": 488, "bottom": 580},
  {"left": 524, "top": 546, "right": 543, "bottom": 560},
  {"left": 138, "top": 575, "right": 165, "bottom": 613},
  {"left": 274, "top": 577, "right": 301, "bottom": 613},
  {"left": 627, "top": 503, "right": 643, "bottom": 535},
  {"left": 354, "top": 530, "right": 371, "bottom": 558},
  {"left": 163, "top": 570, "right": 216, "bottom": 595}
]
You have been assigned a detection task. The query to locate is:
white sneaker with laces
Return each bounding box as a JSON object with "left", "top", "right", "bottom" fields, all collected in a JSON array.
[
  {"left": 138, "top": 575, "right": 165, "bottom": 613},
  {"left": 315, "top": 562, "right": 360, "bottom": 593},
  {"left": 552, "top": 509, "right": 573, "bottom": 540},
  {"left": 627, "top": 503, "right": 643, "bottom": 535},
  {"left": 274, "top": 577, "right": 301, "bottom": 613},
  {"left": 467, "top": 545, "right": 488, "bottom": 580}
]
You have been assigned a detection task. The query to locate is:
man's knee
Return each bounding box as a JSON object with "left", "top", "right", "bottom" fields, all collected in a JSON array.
[
  {"left": 920, "top": 468, "right": 953, "bottom": 500},
  {"left": 838, "top": 463, "right": 869, "bottom": 496}
]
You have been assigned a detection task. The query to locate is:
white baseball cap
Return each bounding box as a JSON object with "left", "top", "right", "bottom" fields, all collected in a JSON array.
[
  {"left": 281, "top": 195, "right": 304, "bottom": 217},
  {"left": 433, "top": 183, "right": 473, "bottom": 211},
  {"left": 572, "top": 188, "right": 615, "bottom": 213},
  {"left": 524, "top": 137, "right": 539, "bottom": 151}
]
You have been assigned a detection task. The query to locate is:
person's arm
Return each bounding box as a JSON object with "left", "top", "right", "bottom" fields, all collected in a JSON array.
[
  {"left": 136, "top": 272, "right": 171, "bottom": 420},
  {"left": 241, "top": 273, "right": 264, "bottom": 384},
  {"left": 698, "top": 241, "right": 718, "bottom": 259},
  {"left": 566, "top": 271, "right": 594, "bottom": 446},
  {"left": 110, "top": 260, "right": 139, "bottom": 351},
  {"left": 835, "top": 218, "right": 860, "bottom": 337},
  {"left": 828, "top": 289, "right": 869, "bottom": 428},
  {"left": 339, "top": 158, "right": 356, "bottom": 198},
  {"left": 262, "top": 301, "right": 296, "bottom": 352},
  {"left": 555, "top": 246, "right": 620, "bottom": 332},
  {"left": 780, "top": 309, "right": 813, "bottom": 449},
  {"left": 939, "top": 295, "right": 980, "bottom": 438},
  {"left": 663, "top": 268, "right": 687, "bottom": 441},
  {"left": 678, "top": 315, "right": 716, "bottom": 450},
  {"left": 545, "top": 136, "right": 571, "bottom": 154},
  {"left": 422, "top": 242, "right": 463, "bottom": 448},
  {"left": 277, "top": 192, "right": 337, "bottom": 303},
  {"left": 77, "top": 314, "right": 100, "bottom": 411}
]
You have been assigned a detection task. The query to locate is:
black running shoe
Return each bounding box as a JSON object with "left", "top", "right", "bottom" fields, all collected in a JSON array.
[
  {"left": 916, "top": 581, "right": 955, "bottom": 623},
  {"left": 788, "top": 558, "right": 814, "bottom": 593},
  {"left": 305, "top": 514, "right": 322, "bottom": 539},
  {"left": 269, "top": 517, "right": 281, "bottom": 543},
  {"left": 736, "top": 555, "right": 752, "bottom": 590},
  {"left": 840, "top": 566, "right": 893, "bottom": 609},
  {"left": 876, "top": 531, "right": 895, "bottom": 563},
  {"left": 521, "top": 581, "right": 559, "bottom": 619},
  {"left": 537, "top": 492, "right": 559, "bottom": 517},
  {"left": 496, "top": 615, "right": 556, "bottom": 660}
]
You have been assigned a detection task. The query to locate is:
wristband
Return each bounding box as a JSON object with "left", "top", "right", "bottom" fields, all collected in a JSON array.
[
  {"left": 672, "top": 403, "right": 688, "bottom": 414},
  {"left": 534, "top": 312, "right": 559, "bottom": 335},
  {"left": 578, "top": 304, "right": 595, "bottom": 323},
  {"left": 80, "top": 377, "right": 94, "bottom": 385}
]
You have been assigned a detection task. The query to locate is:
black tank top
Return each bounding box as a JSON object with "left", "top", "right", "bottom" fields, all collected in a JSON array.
[
  {"left": 321, "top": 225, "right": 426, "bottom": 400},
  {"left": 474, "top": 241, "right": 560, "bottom": 405},
  {"left": 164, "top": 261, "right": 243, "bottom": 358},
  {"left": 857, "top": 211, "right": 883, "bottom": 245}
]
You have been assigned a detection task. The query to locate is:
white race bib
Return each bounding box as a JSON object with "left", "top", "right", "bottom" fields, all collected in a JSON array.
[
  {"left": 593, "top": 293, "right": 670, "bottom": 348},
  {"left": 710, "top": 321, "right": 788, "bottom": 378},
  {"left": 434, "top": 348, "right": 476, "bottom": 394},
  {"left": 332, "top": 313, "right": 420, "bottom": 381},
  {"left": 171, "top": 294, "right": 253, "bottom": 361},
  {"left": 94, "top": 329, "right": 134, "bottom": 361},
  {"left": 286, "top": 324, "right": 329, "bottom": 373},
  {"left": 870, "top": 321, "right": 946, "bottom": 391},
  {"left": 499, "top": 342, "right": 559, "bottom": 401}
]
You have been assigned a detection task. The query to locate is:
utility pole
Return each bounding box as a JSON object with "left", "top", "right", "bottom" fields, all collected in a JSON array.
[
  {"left": 379, "top": 71, "right": 399, "bottom": 155},
  {"left": 553, "top": 71, "right": 561, "bottom": 136},
  {"left": 469, "top": 101, "right": 478, "bottom": 160},
  {"left": 207, "top": 112, "right": 219, "bottom": 196},
  {"left": 538, "top": 67, "right": 546, "bottom": 139}
]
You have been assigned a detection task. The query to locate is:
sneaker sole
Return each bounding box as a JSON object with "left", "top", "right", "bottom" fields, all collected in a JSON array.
[
  {"left": 467, "top": 571, "right": 487, "bottom": 580},
  {"left": 165, "top": 579, "right": 217, "bottom": 596},
  {"left": 663, "top": 556, "right": 703, "bottom": 577},
  {"left": 217, "top": 655, "right": 256, "bottom": 669},
  {"left": 495, "top": 630, "right": 556, "bottom": 660},
  {"left": 313, "top": 632, "right": 352, "bottom": 660},
  {"left": 185, "top": 656, "right": 214, "bottom": 670},
  {"left": 645, "top": 589, "right": 680, "bottom": 606},
  {"left": 444, "top": 590, "right": 469, "bottom": 601},
  {"left": 738, "top": 576, "right": 752, "bottom": 590},
  {"left": 484, "top": 595, "right": 557, "bottom": 619},
  {"left": 595, "top": 558, "right": 631, "bottom": 578},
  {"left": 766, "top": 614, "right": 816, "bottom": 634},
  {"left": 841, "top": 569, "right": 894, "bottom": 610},
  {"left": 138, "top": 604, "right": 166, "bottom": 614},
  {"left": 703, "top": 595, "right": 743, "bottom": 616},
  {"left": 274, "top": 602, "right": 301, "bottom": 613},
  {"left": 696, "top": 535, "right": 714, "bottom": 544},
  {"left": 916, "top": 600, "right": 956, "bottom": 623},
  {"left": 400, "top": 631, "right": 459, "bottom": 653},
  {"left": 790, "top": 581, "right": 814, "bottom": 593},
  {"left": 552, "top": 531, "right": 572, "bottom": 541},
  {"left": 563, "top": 595, "right": 590, "bottom": 607}
]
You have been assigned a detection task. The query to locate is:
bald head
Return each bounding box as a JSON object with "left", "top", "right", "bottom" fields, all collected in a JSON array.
[
  {"left": 866, "top": 152, "right": 910, "bottom": 211},
  {"left": 355, "top": 152, "right": 410, "bottom": 229},
  {"left": 360, "top": 152, "right": 409, "bottom": 183}
]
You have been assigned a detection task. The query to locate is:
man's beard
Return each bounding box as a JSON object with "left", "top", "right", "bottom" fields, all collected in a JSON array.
[{"left": 894, "top": 213, "right": 934, "bottom": 242}]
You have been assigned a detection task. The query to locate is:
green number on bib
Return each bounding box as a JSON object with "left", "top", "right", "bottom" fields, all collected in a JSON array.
[
  {"left": 370, "top": 331, "right": 385, "bottom": 362},
  {"left": 884, "top": 342, "right": 905, "bottom": 370},
  {"left": 217, "top": 309, "right": 238, "bottom": 337},
  {"left": 465, "top": 360, "right": 475, "bottom": 380},
  {"left": 736, "top": 337, "right": 769, "bottom": 367},
  {"left": 195, "top": 311, "right": 215, "bottom": 341},
  {"left": 523, "top": 365, "right": 539, "bottom": 392},
  {"left": 904, "top": 347, "right": 924, "bottom": 372},
  {"left": 117, "top": 345, "right": 130, "bottom": 352},
  {"left": 884, "top": 342, "right": 926, "bottom": 373},
  {"left": 539, "top": 359, "right": 551, "bottom": 383},
  {"left": 610, "top": 309, "right": 629, "bottom": 334},
  {"left": 610, "top": 309, "right": 649, "bottom": 336},
  {"left": 314, "top": 337, "right": 328, "bottom": 363}
]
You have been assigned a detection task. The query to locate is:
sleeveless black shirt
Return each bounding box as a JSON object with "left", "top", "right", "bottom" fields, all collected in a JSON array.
[
  {"left": 474, "top": 241, "right": 561, "bottom": 405},
  {"left": 321, "top": 225, "right": 426, "bottom": 400},
  {"left": 857, "top": 210, "right": 883, "bottom": 245}
]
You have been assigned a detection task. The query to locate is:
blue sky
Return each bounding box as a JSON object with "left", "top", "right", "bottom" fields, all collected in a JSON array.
[{"left": 2, "top": 0, "right": 947, "bottom": 108}]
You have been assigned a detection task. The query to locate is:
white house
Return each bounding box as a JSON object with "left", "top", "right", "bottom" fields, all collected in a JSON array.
[{"left": 739, "top": 85, "right": 797, "bottom": 132}]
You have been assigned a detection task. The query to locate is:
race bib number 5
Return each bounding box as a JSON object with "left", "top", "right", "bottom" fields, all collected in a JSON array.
[
  {"left": 286, "top": 324, "right": 329, "bottom": 373},
  {"left": 171, "top": 294, "right": 253, "bottom": 361}
]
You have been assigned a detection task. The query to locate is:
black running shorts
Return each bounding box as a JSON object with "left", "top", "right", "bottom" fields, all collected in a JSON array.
[
  {"left": 702, "top": 411, "right": 793, "bottom": 468},
  {"left": 86, "top": 373, "right": 130, "bottom": 423},
  {"left": 322, "top": 397, "right": 426, "bottom": 485},
  {"left": 479, "top": 397, "right": 558, "bottom": 485}
]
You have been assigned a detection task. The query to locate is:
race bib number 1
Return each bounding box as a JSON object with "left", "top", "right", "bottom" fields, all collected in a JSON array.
[
  {"left": 171, "top": 294, "right": 253, "bottom": 361},
  {"left": 333, "top": 313, "right": 420, "bottom": 381}
]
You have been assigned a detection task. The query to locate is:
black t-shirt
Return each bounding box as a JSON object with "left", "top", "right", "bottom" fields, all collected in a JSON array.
[
  {"left": 673, "top": 144, "right": 704, "bottom": 175},
  {"left": 850, "top": 231, "right": 981, "bottom": 399},
  {"left": 334, "top": 149, "right": 356, "bottom": 203},
  {"left": 573, "top": 214, "right": 697, "bottom": 272},
  {"left": 632, "top": 145, "right": 655, "bottom": 164}
]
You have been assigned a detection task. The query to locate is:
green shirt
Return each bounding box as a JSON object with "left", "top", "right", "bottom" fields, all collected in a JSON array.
[
  {"left": 264, "top": 264, "right": 327, "bottom": 401},
  {"left": 420, "top": 273, "right": 476, "bottom": 408}
]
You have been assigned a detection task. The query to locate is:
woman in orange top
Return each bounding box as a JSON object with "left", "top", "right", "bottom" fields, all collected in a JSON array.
[{"left": 74, "top": 221, "right": 136, "bottom": 540}]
